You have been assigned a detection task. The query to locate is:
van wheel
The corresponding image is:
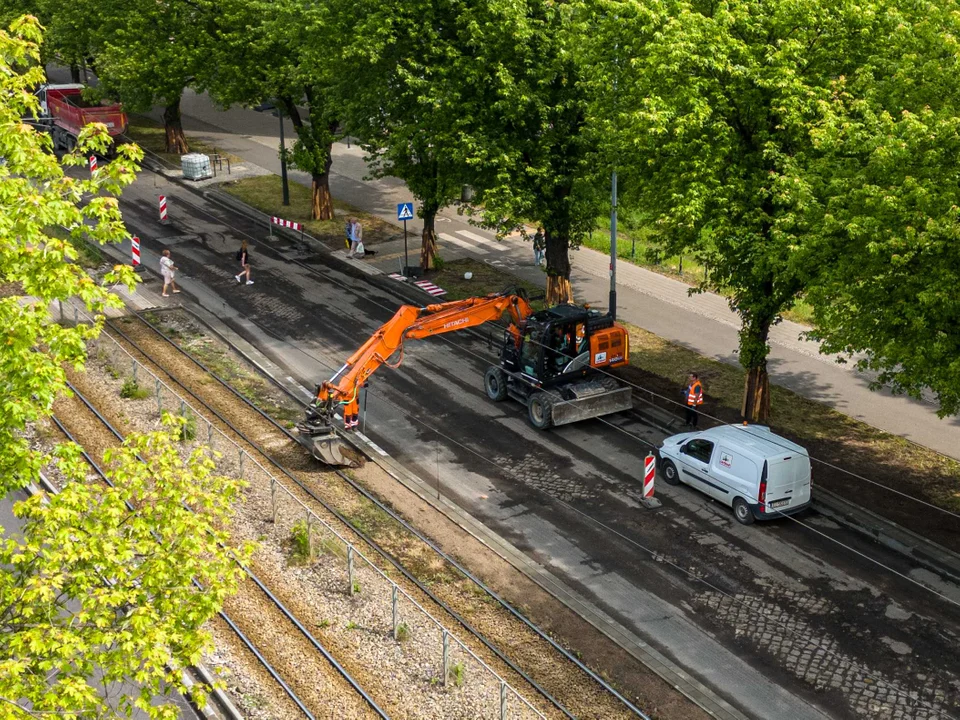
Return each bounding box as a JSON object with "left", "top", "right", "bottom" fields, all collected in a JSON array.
[
  {"left": 484, "top": 366, "right": 507, "bottom": 402},
  {"left": 528, "top": 393, "right": 553, "bottom": 429},
  {"left": 733, "top": 498, "right": 755, "bottom": 525},
  {"left": 660, "top": 459, "right": 680, "bottom": 486}
]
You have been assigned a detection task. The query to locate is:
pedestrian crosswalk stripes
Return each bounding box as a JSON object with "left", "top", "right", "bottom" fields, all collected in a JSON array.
[{"left": 454, "top": 229, "right": 508, "bottom": 252}]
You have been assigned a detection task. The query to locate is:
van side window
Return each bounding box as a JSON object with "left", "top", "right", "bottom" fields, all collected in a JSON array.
[{"left": 683, "top": 439, "right": 714, "bottom": 464}]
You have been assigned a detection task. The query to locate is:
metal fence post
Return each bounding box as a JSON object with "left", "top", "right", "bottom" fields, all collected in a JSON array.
[
  {"left": 442, "top": 630, "right": 450, "bottom": 686},
  {"left": 73, "top": 306, "right": 78, "bottom": 324},
  {"left": 156, "top": 379, "right": 162, "bottom": 413},
  {"left": 132, "top": 359, "right": 137, "bottom": 384},
  {"left": 392, "top": 584, "right": 399, "bottom": 640},
  {"left": 347, "top": 545, "right": 355, "bottom": 595},
  {"left": 270, "top": 477, "right": 277, "bottom": 523},
  {"left": 238, "top": 449, "right": 244, "bottom": 478},
  {"left": 207, "top": 421, "right": 213, "bottom": 446},
  {"left": 180, "top": 399, "right": 185, "bottom": 416},
  {"left": 306, "top": 513, "right": 313, "bottom": 560},
  {"left": 500, "top": 682, "right": 507, "bottom": 720}
]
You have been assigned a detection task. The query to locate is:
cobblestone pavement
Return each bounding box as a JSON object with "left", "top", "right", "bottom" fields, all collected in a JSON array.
[
  {"left": 695, "top": 590, "right": 954, "bottom": 719},
  {"left": 493, "top": 454, "right": 599, "bottom": 504}
]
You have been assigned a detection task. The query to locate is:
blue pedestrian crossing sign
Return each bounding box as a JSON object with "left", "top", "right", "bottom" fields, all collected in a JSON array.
[{"left": 397, "top": 202, "right": 415, "bottom": 221}]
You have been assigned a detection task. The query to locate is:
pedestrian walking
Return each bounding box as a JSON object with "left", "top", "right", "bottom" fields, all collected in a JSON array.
[
  {"left": 683, "top": 372, "right": 704, "bottom": 427},
  {"left": 346, "top": 218, "right": 363, "bottom": 258},
  {"left": 235, "top": 240, "right": 253, "bottom": 285},
  {"left": 533, "top": 227, "right": 545, "bottom": 267},
  {"left": 160, "top": 249, "right": 180, "bottom": 297}
]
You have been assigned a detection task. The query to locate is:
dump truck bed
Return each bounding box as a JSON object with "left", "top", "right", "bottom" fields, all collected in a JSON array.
[{"left": 46, "top": 87, "right": 127, "bottom": 138}]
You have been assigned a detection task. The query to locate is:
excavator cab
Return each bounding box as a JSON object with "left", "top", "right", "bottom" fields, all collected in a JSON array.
[{"left": 493, "top": 304, "right": 632, "bottom": 429}]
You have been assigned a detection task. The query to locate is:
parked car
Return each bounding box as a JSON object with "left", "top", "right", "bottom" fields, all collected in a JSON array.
[{"left": 657, "top": 424, "right": 812, "bottom": 525}]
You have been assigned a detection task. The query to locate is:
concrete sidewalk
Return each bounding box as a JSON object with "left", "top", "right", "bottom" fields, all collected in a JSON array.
[{"left": 131, "top": 82, "right": 960, "bottom": 461}]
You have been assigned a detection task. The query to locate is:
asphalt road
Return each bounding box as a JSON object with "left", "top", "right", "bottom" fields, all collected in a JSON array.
[{"left": 113, "top": 168, "right": 960, "bottom": 720}]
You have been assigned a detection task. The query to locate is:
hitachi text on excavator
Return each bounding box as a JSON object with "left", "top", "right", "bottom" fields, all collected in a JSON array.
[{"left": 296, "top": 289, "right": 633, "bottom": 465}]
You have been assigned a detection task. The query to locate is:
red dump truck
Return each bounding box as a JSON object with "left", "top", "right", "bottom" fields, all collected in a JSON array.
[{"left": 35, "top": 84, "right": 128, "bottom": 154}]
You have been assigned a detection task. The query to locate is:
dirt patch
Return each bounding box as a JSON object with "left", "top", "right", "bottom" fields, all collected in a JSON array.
[
  {"left": 221, "top": 175, "right": 398, "bottom": 250},
  {"left": 125, "top": 116, "right": 243, "bottom": 167},
  {"left": 425, "top": 259, "right": 546, "bottom": 310}
]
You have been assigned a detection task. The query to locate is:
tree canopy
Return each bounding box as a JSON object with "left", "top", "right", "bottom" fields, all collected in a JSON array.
[
  {"left": 0, "top": 417, "right": 252, "bottom": 719},
  {"left": 336, "top": 0, "right": 475, "bottom": 269},
  {"left": 0, "top": 15, "right": 140, "bottom": 492},
  {"left": 575, "top": 0, "right": 954, "bottom": 419}
]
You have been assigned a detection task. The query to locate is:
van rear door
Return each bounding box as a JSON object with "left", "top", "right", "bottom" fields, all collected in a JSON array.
[{"left": 764, "top": 454, "right": 811, "bottom": 511}]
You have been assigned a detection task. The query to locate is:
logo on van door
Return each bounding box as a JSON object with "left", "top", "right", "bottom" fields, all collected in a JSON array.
[
  {"left": 594, "top": 351, "right": 607, "bottom": 364},
  {"left": 719, "top": 452, "right": 733, "bottom": 468}
]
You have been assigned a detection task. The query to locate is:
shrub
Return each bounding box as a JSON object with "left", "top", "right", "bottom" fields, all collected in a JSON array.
[
  {"left": 120, "top": 379, "right": 150, "bottom": 400},
  {"left": 289, "top": 520, "right": 311, "bottom": 562}
]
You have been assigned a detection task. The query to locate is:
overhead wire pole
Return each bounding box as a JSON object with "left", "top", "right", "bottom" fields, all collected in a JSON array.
[{"left": 609, "top": 15, "right": 620, "bottom": 320}]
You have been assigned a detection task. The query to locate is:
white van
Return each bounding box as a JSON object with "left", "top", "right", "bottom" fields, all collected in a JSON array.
[{"left": 657, "top": 424, "right": 811, "bottom": 525}]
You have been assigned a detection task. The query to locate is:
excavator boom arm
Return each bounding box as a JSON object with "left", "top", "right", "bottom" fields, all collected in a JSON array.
[{"left": 317, "top": 292, "right": 533, "bottom": 421}]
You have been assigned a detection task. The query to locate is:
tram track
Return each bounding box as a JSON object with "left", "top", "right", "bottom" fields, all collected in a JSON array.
[
  {"left": 49, "top": 382, "right": 387, "bottom": 720},
  {"left": 101, "top": 309, "right": 645, "bottom": 720}
]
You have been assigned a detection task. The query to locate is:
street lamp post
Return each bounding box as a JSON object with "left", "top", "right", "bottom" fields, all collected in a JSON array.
[{"left": 278, "top": 105, "right": 290, "bottom": 207}]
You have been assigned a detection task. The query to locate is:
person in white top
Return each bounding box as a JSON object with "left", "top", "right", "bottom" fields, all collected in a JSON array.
[{"left": 160, "top": 249, "right": 180, "bottom": 297}]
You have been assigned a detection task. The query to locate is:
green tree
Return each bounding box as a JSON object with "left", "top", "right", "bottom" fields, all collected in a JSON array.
[
  {"left": 91, "top": 0, "right": 214, "bottom": 154},
  {"left": 577, "top": 0, "right": 919, "bottom": 420},
  {"left": 803, "top": 3, "right": 960, "bottom": 417},
  {"left": 0, "top": 416, "right": 253, "bottom": 718},
  {"left": 206, "top": 0, "right": 341, "bottom": 219},
  {"left": 0, "top": 15, "right": 140, "bottom": 493},
  {"left": 447, "top": 0, "right": 602, "bottom": 304},
  {"left": 336, "top": 0, "right": 471, "bottom": 269}
]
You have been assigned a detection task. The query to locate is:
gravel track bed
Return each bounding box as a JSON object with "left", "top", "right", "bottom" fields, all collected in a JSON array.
[
  {"left": 80, "top": 324, "right": 549, "bottom": 720},
  {"left": 108, "top": 314, "right": 635, "bottom": 720},
  {"left": 59, "top": 368, "right": 377, "bottom": 720}
]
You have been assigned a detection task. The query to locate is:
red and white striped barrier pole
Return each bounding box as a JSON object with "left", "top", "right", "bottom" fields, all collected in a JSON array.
[
  {"left": 641, "top": 453, "right": 662, "bottom": 509},
  {"left": 89, "top": 155, "right": 98, "bottom": 175},
  {"left": 269, "top": 215, "right": 305, "bottom": 247},
  {"left": 131, "top": 235, "right": 142, "bottom": 271},
  {"left": 159, "top": 195, "right": 169, "bottom": 224}
]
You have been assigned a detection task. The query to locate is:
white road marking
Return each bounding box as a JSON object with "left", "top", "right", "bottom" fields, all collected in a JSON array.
[
  {"left": 455, "top": 229, "right": 508, "bottom": 252},
  {"left": 439, "top": 232, "right": 485, "bottom": 254},
  {"left": 355, "top": 432, "right": 389, "bottom": 456}
]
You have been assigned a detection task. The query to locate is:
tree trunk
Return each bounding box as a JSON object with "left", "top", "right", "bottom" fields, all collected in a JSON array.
[
  {"left": 742, "top": 367, "right": 771, "bottom": 422},
  {"left": 162, "top": 98, "right": 189, "bottom": 155},
  {"left": 544, "top": 228, "right": 573, "bottom": 305},
  {"left": 311, "top": 174, "right": 334, "bottom": 220},
  {"left": 739, "top": 314, "right": 773, "bottom": 422},
  {"left": 420, "top": 208, "right": 438, "bottom": 270},
  {"left": 311, "top": 142, "right": 335, "bottom": 220},
  {"left": 70, "top": 64, "right": 81, "bottom": 83}
]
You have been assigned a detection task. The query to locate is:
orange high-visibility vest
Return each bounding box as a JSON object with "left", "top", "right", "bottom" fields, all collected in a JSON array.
[{"left": 687, "top": 381, "right": 703, "bottom": 406}]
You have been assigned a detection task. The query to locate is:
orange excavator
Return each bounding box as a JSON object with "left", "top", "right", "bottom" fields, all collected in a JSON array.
[{"left": 297, "top": 289, "right": 633, "bottom": 465}]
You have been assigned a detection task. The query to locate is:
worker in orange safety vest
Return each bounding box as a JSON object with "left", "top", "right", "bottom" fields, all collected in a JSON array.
[{"left": 683, "top": 372, "right": 704, "bottom": 428}]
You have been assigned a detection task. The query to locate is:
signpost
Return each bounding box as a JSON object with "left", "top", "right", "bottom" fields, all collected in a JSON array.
[{"left": 397, "top": 202, "right": 415, "bottom": 275}]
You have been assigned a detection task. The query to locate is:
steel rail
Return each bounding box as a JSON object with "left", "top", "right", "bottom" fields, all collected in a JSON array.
[{"left": 111, "top": 306, "right": 649, "bottom": 719}]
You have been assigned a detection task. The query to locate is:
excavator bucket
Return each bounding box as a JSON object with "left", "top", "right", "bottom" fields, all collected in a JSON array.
[
  {"left": 309, "top": 431, "right": 353, "bottom": 466},
  {"left": 296, "top": 416, "right": 361, "bottom": 467}
]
